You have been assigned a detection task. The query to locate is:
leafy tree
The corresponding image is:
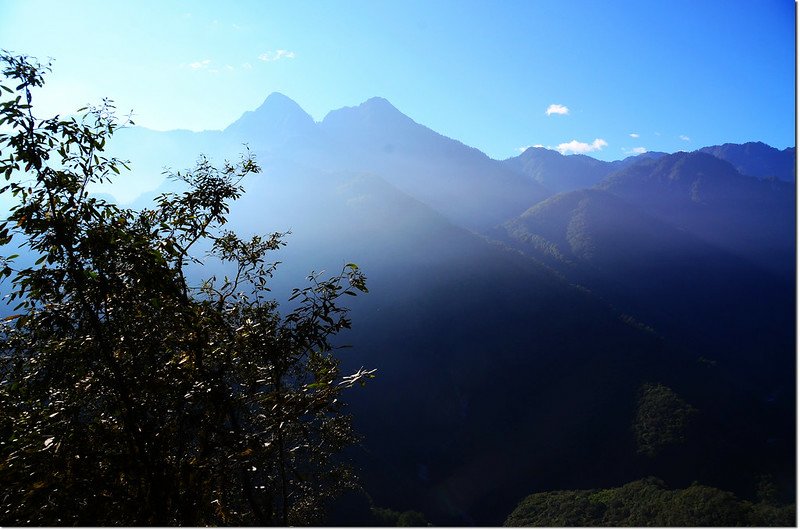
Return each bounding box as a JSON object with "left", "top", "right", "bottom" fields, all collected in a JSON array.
[{"left": 0, "top": 52, "right": 373, "bottom": 525}]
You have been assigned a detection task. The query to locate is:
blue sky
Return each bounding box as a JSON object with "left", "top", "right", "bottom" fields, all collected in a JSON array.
[{"left": 0, "top": 0, "right": 795, "bottom": 161}]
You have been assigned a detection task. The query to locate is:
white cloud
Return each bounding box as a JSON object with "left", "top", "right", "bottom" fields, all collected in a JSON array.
[
  {"left": 225, "top": 64, "right": 235, "bottom": 71},
  {"left": 545, "top": 104, "right": 569, "bottom": 116},
  {"left": 258, "top": 49, "right": 296, "bottom": 62},
  {"left": 629, "top": 133, "right": 640, "bottom": 138},
  {"left": 517, "top": 144, "right": 546, "bottom": 153},
  {"left": 622, "top": 146, "right": 647, "bottom": 155},
  {"left": 679, "top": 134, "right": 690, "bottom": 141},
  {"left": 242, "top": 62, "right": 253, "bottom": 70},
  {"left": 556, "top": 138, "right": 607, "bottom": 155},
  {"left": 189, "top": 59, "right": 211, "bottom": 69}
]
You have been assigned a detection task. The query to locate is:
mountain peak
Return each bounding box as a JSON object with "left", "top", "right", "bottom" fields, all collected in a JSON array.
[
  {"left": 321, "top": 96, "right": 414, "bottom": 129},
  {"left": 255, "top": 92, "right": 304, "bottom": 111},
  {"left": 360, "top": 96, "right": 397, "bottom": 111},
  {"left": 226, "top": 92, "right": 315, "bottom": 136},
  {"left": 518, "top": 146, "right": 558, "bottom": 159}
]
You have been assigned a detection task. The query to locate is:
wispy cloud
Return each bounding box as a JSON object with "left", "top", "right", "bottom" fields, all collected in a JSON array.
[
  {"left": 242, "top": 62, "right": 253, "bottom": 70},
  {"left": 546, "top": 104, "right": 569, "bottom": 116},
  {"left": 556, "top": 138, "right": 607, "bottom": 155},
  {"left": 629, "top": 133, "right": 640, "bottom": 138},
  {"left": 259, "top": 50, "right": 296, "bottom": 62},
  {"left": 679, "top": 134, "right": 691, "bottom": 141},
  {"left": 189, "top": 59, "right": 212, "bottom": 70},
  {"left": 622, "top": 146, "right": 647, "bottom": 156}
]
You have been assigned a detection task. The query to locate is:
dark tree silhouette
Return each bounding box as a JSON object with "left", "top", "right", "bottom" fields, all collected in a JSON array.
[{"left": 0, "top": 52, "right": 373, "bottom": 526}]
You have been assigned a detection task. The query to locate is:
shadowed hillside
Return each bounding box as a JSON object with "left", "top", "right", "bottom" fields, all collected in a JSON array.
[
  {"left": 597, "top": 151, "right": 795, "bottom": 278},
  {"left": 699, "top": 141, "right": 795, "bottom": 182}
]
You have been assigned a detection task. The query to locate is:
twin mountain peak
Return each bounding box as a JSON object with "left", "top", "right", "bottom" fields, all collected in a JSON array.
[
  {"left": 222, "top": 92, "right": 794, "bottom": 178},
  {"left": 225, "top": 92, "right": 409, "bottom": 136}
]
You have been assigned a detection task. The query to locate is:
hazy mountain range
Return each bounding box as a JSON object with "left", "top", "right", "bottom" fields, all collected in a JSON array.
[{"left": 100, "top": 94, "right": 794, "bottom": 525}]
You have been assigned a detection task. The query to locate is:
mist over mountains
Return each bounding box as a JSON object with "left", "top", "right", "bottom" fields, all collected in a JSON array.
[{"left": 104, "top": 93, "right": 794, "bottom": 525}]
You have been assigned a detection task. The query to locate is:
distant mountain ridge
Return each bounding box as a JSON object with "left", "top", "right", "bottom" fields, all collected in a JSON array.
[
  {"left": 111, "top": 92, "right": 794, "bottom": 208},
  {"left": 699, "top": 141, "right": 795, "bottom": 181},
  {"left": 502, "top": 146, "right": 672, "bottom": 194},
  {"left": 596, "top": 150, "right": 794, "bottom": 276}
]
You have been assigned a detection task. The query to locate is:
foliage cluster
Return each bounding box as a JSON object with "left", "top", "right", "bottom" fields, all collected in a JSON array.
[
  {"left": 371, "top": 505, "right": 429, "bottom": 527},
  {"left": 633, "top": 382, "right": 696, "bottom": 457},
  {"left": 0, "top": 52, "right": 372, "bottom": 525},
  {"left": 504, "top": 477, "right": 795, "bottom": 527}
]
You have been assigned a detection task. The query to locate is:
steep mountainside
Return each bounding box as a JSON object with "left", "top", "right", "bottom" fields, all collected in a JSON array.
[
  {"left": 493, "top": 188, "right": 793, "bottom": 383},
  {"left": 316, "top": 98, "right": 551, "bottom": 230},
  {"left": 597, "top": 151, "right": 795, "bottom": 277}
]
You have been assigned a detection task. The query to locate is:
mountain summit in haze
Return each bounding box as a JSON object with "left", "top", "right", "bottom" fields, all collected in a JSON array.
[
  {"left": 312, "top": 96, "right": 552, "bottom": 230},
  {"left": 225, "top": 92, "right": 316, "bottom": 141},
  {"left": 322, "top": 96, "right": 415, "bottom": 130},
  {"left": 504, "top": 146, "right": 617, "bottom": 193}
]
